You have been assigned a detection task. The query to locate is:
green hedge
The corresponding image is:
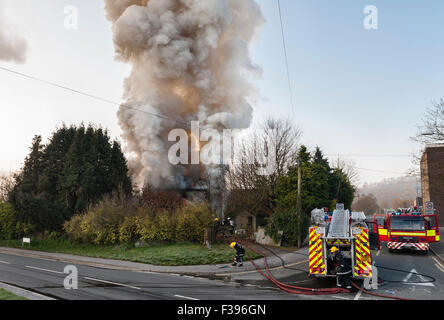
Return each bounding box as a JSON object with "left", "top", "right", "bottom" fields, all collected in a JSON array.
[
  {"left": 265, "top": 210, "right": 309, "bottom": 247},
  {"left": 64, "top": 202, "right": 214, "bottom": 245},
  {"left": 0, "top": 202, "right": 33, "bottom": 240}
]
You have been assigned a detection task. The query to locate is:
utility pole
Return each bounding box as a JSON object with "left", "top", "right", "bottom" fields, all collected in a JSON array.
[{"left": 297, "top": 158, "right": 302, "bottom": 248}]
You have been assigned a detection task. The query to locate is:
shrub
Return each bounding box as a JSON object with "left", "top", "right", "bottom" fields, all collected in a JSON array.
[
  {"left": 64, "top": 197, "right": 136, "bottom": 245},
  {"left": 135, "top": 208, "right": 175, "bottom": 243},
  {"left": 155, "top": 211, "right": 176, "bottom": 241},
  {"left": 0, "top": 202, "right": 33, "bottom": 239},
  {"left": 0, "top": 202, "right": 19, "bottom": 240},
  {"left": 175, "top": 204, "right": 213, "bottom": 243},
  {"left": 141, "top": 184, "right": 184, "bottom": 212},
  {"left": 65, "top": 198, "right": 214, "bottom": 245},
  {"left": 266, "top": 210, "right": 308, "bottom": 247},
  {"left": 119, "top": 216, "right": 139, "bottom": 244}
]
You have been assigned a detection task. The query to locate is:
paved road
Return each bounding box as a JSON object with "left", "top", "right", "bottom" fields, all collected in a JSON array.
[
  {"left": 0, "top": 251, "right": 308, "bottom": 300},
  {"left": 230, "top": 242, "right": 444, "bottom": 300},
  {"left": 1, "top": 241, "right": 444, "bottom": 300},
  {"left": 370, "top": 244, "right": 444, "bottom": 300}
]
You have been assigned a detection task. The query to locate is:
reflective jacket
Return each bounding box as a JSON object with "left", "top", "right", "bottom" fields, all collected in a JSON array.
[
  {"left": 234, "top": 244, "right": 245, "bottom": 256},
  {"left": 334, "top": 252, "right": 351, "bottom": 275}
]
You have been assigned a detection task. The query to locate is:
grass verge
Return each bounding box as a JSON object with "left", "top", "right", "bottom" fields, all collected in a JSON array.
[
  {"left": 0, "top": 239, "right": 260, "bottom": 266},
  {"left": 0, "top": 288, "right": 27, "bottom": 300}
]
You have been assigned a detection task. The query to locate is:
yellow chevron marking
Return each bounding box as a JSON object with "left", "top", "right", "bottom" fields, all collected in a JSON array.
[{"left": 362, "top": 246, "right": 370, "bottom": 255}]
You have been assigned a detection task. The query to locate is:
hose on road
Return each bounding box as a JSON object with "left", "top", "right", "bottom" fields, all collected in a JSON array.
[
  {"left": 252, "top": 240, "right": 436, "bottom": 286},
  {"left": 374, "top": 265, "right": 436, "bottom": 284},
  {"left": 350, "top": 281, "right": 413, "bottom": 301},
  {"left": 255, "top": 242, "right": 310, "bottom": 274},
  {"left": 234, "top": 240, "right": 351, "bottom": 296},
  {"left": 229, "top": 238, "right": 425, "bottom": 300}
]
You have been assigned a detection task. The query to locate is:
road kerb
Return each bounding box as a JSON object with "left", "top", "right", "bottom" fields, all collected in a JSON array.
[{"left": 0, "top": 281, "right": 55, "bottom": 300}]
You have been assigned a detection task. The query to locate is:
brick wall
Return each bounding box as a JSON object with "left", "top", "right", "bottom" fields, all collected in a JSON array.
[{"left": 421, "top": 145, "right": 444, "bottom": 227}]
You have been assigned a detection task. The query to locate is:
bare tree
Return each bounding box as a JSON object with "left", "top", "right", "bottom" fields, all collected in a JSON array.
[
  {"left": 261, "top": 118, "right": 302, "bottom": 187},
  {"left": 410, "top": 100, "right": 444, "bottom": 175},
  {"left": 414, "top": 99, "right": 444, "bottom": 144},
  {"left": 0, "top": 172, "right": 15, "bottom": 202},
  {"left": 332, "top": 157, "right": 360, "bottom": 187},
  {"left": 226, "top": 117, "right": 302, "bottom": 218},
  {"left": 352, "top": 193, "right": 379, "bottom": 215}
]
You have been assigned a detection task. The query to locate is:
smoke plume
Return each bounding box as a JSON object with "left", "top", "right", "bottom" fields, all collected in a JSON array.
[
  {"left": 0, "top": 6, "right": 28, "bottom": 63},
  {"left": 104, "top": 0, "right": 264, "bottom": 188}
]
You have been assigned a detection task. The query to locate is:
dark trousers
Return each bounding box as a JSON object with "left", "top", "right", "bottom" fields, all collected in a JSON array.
[
  {"left": 234, "top": 254, "right": 244, "bottom": 265},
  {"left": 336, "top": 271, "right": 351, "bottom": 288}
]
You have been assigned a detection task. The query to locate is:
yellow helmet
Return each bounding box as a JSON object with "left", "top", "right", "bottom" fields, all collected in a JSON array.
[
  {"left": 230, "top": 242, "right": 237, "bottom": 248},
  {"left": 330, "top": 246, "right": 339, "bottom": 253},
  {"left": 215, "top": 218, "right": 219, "bottom": 222}
]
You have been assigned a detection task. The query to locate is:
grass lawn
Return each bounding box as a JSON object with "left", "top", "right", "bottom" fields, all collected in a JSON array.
[
  {"left": 0, "top": 239, "right": 261, "bottom": 266},
  {"left": 0, "top": 288, "right": 27, "bottom": 300}
]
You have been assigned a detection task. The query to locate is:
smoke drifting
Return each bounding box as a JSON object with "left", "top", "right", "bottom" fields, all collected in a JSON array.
[
  {"left": 104, "top": 0, "right": 264, "bottom": 188},
  {"left": 0, "top": 7, "right": 28, "bottom": 63}
]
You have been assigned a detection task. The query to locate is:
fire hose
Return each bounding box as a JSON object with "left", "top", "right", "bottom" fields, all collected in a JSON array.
[
  {"left": 238, "top": 241, "right": 350, "bottom": 295},
  {"left": 349, "top": 280, "right": 413, "bottom": 301},
  {"left": 233, "top": 239, "right": 416, "bottom": 300}
]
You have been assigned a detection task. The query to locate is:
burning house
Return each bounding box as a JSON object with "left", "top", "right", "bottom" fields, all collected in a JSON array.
[{"left": 104, "top": 0, "right": 264, "bottom": 216}]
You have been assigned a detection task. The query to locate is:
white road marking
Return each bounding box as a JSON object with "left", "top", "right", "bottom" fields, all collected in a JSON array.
[
  {"left": 26, "top": 266, "right": 64, "bottom": 274},
  {"left": 182, "top": 275, "right": 195, "bottom": 279},
  {"left": 402, "top": 268, "right": 434, "bottom": 287},
  {"left": 0, "top": 261, "right": 10, "bottom": 265},
  {"left": 376, "top": 250, "right": 381, "bottom": 257},
  {"left": 35, "top": 257, "right": 60, "bottom": 262},
  {"left": 432, "top": 257, "right": 444, "bottom": 272},
  {"left": 331, "top": 296, "right": 349, "bottom": 300},
  {"left": 354, "top": 290, "right": 363, "bottom": 300},
  {"left": 434, "top": 263, "right": 444, "bottom": 273},
  {"left": 84, "top": 277, "right": 141, "bottom": 290},
  {"left": 174, "top": 294, "right": 200, "bottom": 301}
]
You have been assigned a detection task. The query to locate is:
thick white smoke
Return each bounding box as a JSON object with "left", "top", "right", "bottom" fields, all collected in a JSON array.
[
  {"left": 0, "top": 6, "right": 28, "bottom": 63},
  {"left": 105, "top": 0, "right": 264, "bottom": 188}
]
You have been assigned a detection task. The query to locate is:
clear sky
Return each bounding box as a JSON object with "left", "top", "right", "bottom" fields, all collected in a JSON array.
[{"left": 0, "top": 0, "right": 443, "bottom": 185}]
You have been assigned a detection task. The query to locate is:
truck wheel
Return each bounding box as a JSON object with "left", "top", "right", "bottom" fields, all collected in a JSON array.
[
  {"left": 421, "top": 250, "right": 428, "bottom": 256},
  {"left": 389, "top": 249, "right": 396, "bottom": 254}
]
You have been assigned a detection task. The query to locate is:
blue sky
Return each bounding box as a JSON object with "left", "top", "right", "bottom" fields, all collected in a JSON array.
[
  {"left": 253, "top": 0, "right": 444, "bottom": 182},
  {"left": 0, "top": 0, "right": 443, "bottom": 185}
]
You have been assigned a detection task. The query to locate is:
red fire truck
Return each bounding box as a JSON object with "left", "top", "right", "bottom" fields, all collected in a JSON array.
[
  {"left": 373, "top": 214, "right": 388, "bottom": 242},
  {"left": 385, "top": 205, "right": 439, "bottom": 254}
]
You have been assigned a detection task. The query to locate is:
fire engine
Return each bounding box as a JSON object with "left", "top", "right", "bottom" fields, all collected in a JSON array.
[
  {"left": 308, "top": 204, "right": 379, "bottom": 279},
  {"left": 372, "top": 214, "right": 388, "bottom": 241},
  {"left": 380, "top": 204, "right": 440, "bottom": 253}
]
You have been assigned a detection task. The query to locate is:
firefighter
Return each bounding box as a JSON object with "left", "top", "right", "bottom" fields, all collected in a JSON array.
[
  {"left": 228, "top": 218, "right": 235, "bottom": 236},
  {"left": 214, "top": 217, "right": 220, "bottom": 230},
  {"left": 330, "top": 246, "right": 352, "bottom": 289},
  {"left": 214, "top": 218, "right": 226, "bottom": 237},
  {"left": 230, "top": 242, "right": 245, "bottom": 267}
]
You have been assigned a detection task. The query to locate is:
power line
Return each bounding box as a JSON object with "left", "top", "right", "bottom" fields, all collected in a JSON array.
[
  {"left": 326, "top": 154, "right": 411, "bottom": 158},
  {"left": 0, "top": 65, "right": 190, "bottom": 127},
  {"left": 277, "top": 0, "right": 295, "bottom": 118},
  {"left": 355, "top": 167, "right": 408, "bottom": 175},
  {"left": 0, "top": 67, "right": 418, "bottom": 178}
]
